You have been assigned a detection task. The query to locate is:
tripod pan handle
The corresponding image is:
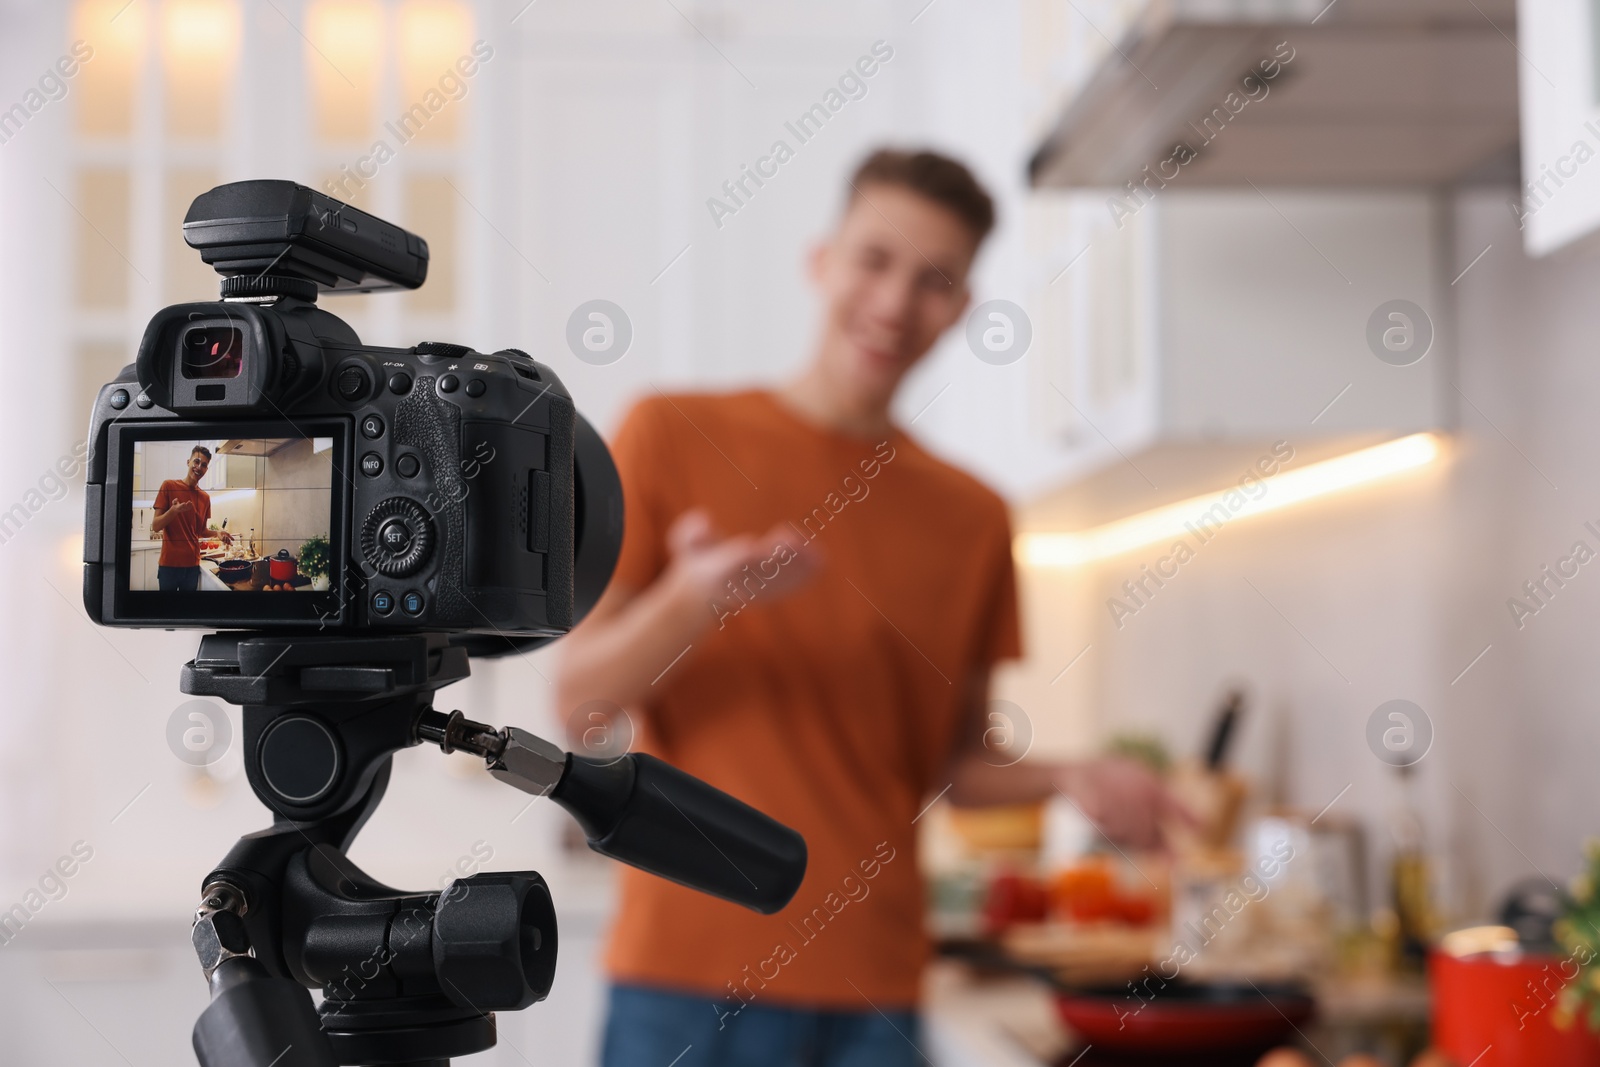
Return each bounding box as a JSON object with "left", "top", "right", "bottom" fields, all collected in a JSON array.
[
  {"left": 550, "top": 753, "right": 807, "bottom": 914},
  {"left": 193, "top": 958, "right": 337, "bottom": 1067}
]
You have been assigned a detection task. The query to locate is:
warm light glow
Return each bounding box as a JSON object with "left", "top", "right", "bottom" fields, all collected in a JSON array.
[
  {"left": 75, "top": 0, "right": 148, "bottom": 136},
  {"left": 401, "top": 1, "right": 471, "bottom": 61},
  {"left": 163, "top": 1, "right": 239, "bottom": 138},
  {"left": 61, "top": 534, "right": 85, "bottom": 576},
  {"left": 398, "top": 1, "right": 472, "bottom": 143},
  {"left": 163, "top": 0, "right": 238, "bottom": 57},
  {"left": 1017, "top": 433, "right": 1443, "bottom": 568},
  {"left": 306, "top": 0, "right": 382, "bottom": 142}
]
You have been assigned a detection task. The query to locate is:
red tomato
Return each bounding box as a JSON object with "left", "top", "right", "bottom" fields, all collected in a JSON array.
[
  {"left": 1115, "top": 894, "right": 1156, "bottom": 926},
  {"left": 984, "top": 871, "right": 1050, "bottom": 936},
  {"left": 1050, "top": 863, "right": 1117, "bottom": 922}
]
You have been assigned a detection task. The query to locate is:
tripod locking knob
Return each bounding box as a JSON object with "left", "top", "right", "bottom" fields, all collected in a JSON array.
[
  {"left": 414, "top": 709, "right": 565, "bottom": 795},
  {"left": 433, "top": 872, "right": 558, "bottom": 1011},
  {"left": 486, "top": 728, "right": 566, "bottom": 796}
]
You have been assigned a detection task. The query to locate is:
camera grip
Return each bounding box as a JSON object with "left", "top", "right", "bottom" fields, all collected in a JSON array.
[{"left": 550, "top": 754, "right": 807, "bottom": 914}]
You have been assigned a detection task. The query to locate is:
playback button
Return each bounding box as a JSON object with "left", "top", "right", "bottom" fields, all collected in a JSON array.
[{"left": 371, "top": 590, "right": 395, "bottom": 615}]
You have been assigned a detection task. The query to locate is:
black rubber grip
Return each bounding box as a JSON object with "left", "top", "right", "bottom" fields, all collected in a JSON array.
[
  {"left": 550, "top": 753, "right": 807, "bottom": 914},
  {"left": 193, "top": 959, "right": 337, "bottom": 1067}
]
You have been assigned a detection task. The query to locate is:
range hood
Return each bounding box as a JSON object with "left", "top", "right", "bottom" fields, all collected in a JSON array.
[
  {"left": 1009, "top": 0, "right": 1499, "bottom": 553},
  {"left": 1029, "top": 0, "right": 1519, "bottom": 190}
]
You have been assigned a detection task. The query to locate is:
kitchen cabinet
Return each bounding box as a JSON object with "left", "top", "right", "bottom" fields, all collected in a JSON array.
[
  {"left": 129, "top": 543, "right": 159, "bottom": 592},
  {"left": 1516, "top": 0, "right": 1600, "bottom": 255},
  {"left": 1024, "top": 190, "right": 1446, "bottom": 489}
]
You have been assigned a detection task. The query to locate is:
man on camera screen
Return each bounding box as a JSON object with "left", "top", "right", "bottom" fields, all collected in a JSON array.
[{"left": 151, "top": 445, "right": 232, "bottom": 592}]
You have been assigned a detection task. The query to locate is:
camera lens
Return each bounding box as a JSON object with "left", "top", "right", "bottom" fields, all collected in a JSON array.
[{"left": 181, "top": 326, "right": 245, "bottom": 380}]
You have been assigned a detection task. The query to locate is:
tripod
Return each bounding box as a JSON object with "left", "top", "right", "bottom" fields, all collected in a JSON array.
[{"left": 182, "top": 631, "right": 807, "bottom": 1067}]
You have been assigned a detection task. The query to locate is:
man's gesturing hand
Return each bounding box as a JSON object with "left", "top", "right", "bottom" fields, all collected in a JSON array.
[
  {"left": 662, "top": 509, "right": 818, "bottom": 607},
  {"left": 1057, "top": 756, "right": 1194, "bottom": 851}
]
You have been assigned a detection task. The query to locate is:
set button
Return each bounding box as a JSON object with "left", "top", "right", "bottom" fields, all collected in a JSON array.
[
  {"left": 378, "top": 518, "right": 412, "bottom": 554},
  {"left": 359, "top": 497, "right": 434, "bottom": 577}
]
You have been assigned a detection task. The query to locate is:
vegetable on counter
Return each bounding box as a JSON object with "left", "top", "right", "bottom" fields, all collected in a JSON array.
[{"left": 1049, "top": 858, "right": 1160, "bottom": 926}]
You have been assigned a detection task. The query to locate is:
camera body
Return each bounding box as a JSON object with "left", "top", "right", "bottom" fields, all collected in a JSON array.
[{"left": 82, "top": 180, "right": 618, "bottom": 639}]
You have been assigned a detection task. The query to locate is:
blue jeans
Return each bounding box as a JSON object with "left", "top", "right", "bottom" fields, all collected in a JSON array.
[
  {"left": 157, "top": 565, "right": 200, "bottom": 591},
  {"left": 601, "top": 983, "right": 922, "bottom": 1067}
]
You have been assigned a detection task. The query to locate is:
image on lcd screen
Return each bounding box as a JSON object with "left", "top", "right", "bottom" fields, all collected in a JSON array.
[{"left": 129, "top": 437, "right": 333, "bottom": 592}]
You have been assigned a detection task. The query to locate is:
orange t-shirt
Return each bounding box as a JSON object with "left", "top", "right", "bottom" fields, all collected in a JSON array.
[
  {"left": 600, "top": 390, "right": 1021, "bottom": 1010},
  {"left": 154, "top": 479, "right": 211, "bottom": 568}
]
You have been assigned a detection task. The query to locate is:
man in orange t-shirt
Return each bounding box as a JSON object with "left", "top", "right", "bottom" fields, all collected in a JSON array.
[
  {"left": 557, "top": 150, "right": 1180, "bottom": 1067},
  {"left": 152, "top": 445, "right": 230, "bottom": 591}
]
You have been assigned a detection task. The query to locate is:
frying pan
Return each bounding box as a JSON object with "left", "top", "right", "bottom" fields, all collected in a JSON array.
[
  {"left": 216, "top": 559, "right": 253, "bottom": 585},
  {"left": 1055, "top": 979, "right": 1314, "bottom": 1053}
]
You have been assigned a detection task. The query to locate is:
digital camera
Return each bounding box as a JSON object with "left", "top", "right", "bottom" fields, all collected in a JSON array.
[{"left": 81, "top": 180, "right": 621, "bottom": 646}]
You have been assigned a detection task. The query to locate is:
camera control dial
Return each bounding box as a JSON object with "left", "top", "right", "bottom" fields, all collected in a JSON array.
[{"left": 360, "top": 497, "right": 434, "bottom": 578}]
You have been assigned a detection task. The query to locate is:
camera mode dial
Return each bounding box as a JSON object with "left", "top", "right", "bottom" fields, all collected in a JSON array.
[{"left": 360, "top": 497, "right": 434, "bottom": 578}]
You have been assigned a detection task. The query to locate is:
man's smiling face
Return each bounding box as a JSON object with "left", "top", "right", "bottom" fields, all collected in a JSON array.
[
  {"left": 809, "top": 183, "right": 978, "bottom": 408},
  {"left": 186, "top": 451, "right": 210, "bottom": 484}
]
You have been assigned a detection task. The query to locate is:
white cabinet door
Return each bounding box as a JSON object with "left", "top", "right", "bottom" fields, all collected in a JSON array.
[{"left": 1517, "top": 0, "right": 1600, "bottom": 255}]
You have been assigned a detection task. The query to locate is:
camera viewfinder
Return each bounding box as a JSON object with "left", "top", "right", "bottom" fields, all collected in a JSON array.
[{"left": 181, "top": 326, "right": 244, "bottom": 380}]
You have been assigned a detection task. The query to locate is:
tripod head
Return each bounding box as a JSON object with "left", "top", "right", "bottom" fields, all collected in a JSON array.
[{"left": 183, "top": 632, "right": 808, "bottom": 1067}]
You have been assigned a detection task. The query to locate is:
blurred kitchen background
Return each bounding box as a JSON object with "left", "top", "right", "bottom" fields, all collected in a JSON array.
[{"left": 4, "top": 0, "right": 1600, "bottom": 1064}]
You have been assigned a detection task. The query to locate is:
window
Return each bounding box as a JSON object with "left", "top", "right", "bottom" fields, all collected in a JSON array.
[{"left": 69, "top": 0, "right": 475, "bottom": 413}]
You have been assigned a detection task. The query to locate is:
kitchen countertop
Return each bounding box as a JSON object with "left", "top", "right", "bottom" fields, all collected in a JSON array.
[
  {"left": 923, "top": 959, "right": 1431, "bottom": 1067},
  {"left": 924, "top": 960, "right": 1068, "bottom": 1067},
  {"left": 197, "top": 560, "right": 231, "bottom": 591}
]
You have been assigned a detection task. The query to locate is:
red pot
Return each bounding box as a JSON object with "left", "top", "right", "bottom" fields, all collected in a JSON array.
[
  {"left": 1430, "top": 931, "right": 1600, "bottom": 1067},
  {"left": 270, "top": 550, "right": 298, "bottom": 581}
]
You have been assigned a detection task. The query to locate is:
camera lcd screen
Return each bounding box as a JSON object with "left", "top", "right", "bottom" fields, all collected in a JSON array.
[
  {"left": 111, "top": 421, "right": 351, "bottom": 626},
  {"left": 130, "top": 436, "right": 332, "bottom": 593}
]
